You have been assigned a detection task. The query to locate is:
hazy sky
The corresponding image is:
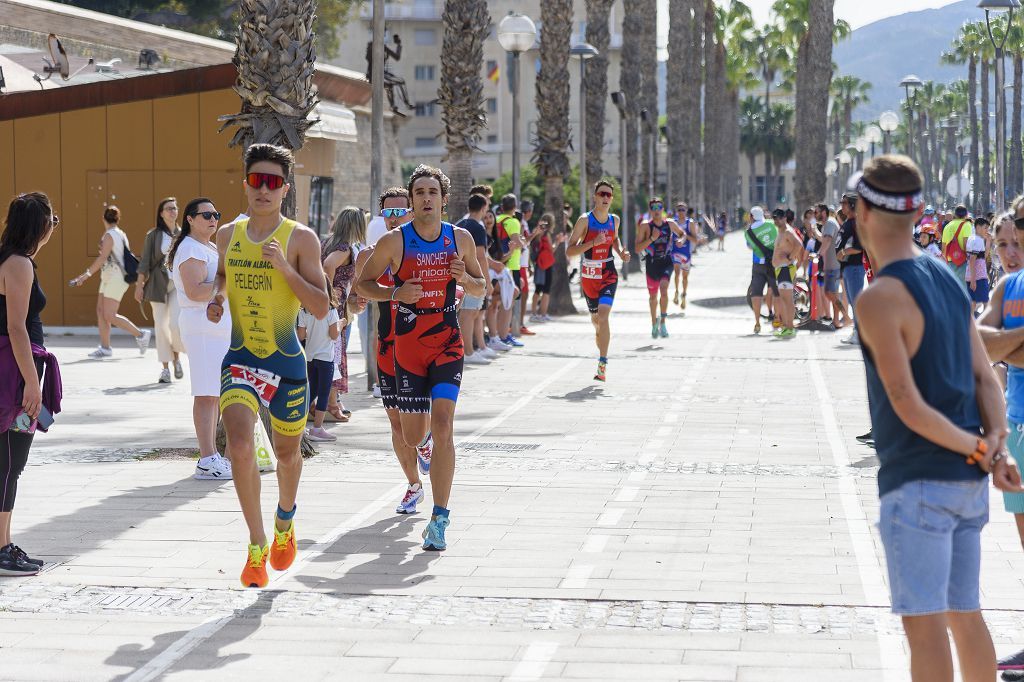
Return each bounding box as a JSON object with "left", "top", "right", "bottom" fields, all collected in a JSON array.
[{"left": 657, "top": 0, "right": 962, "bottom": 43}]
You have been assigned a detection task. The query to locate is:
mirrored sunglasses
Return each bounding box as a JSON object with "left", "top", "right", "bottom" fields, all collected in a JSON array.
[
  {"left": 649, "top": 203, "right": 664, "bottom": 211},
  {"left": 596, "top": 191, "right": 613, "bottom": 199},
  {"left": 382, "top": 208, "right": 410, "bottom": 218},
  {"left": 245, "top": 172, "right": 286, "bottom": 190}
]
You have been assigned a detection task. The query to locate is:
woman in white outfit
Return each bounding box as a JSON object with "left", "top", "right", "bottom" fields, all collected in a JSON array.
[
  {"left": 135, "top": 197, "right": 185, "bottom": 384},
  {"left": 69, "top": 205, "right": 151, "bottom": 358},
  {"left": 169, "top": 198, "right": 232, "bottom": 480}
]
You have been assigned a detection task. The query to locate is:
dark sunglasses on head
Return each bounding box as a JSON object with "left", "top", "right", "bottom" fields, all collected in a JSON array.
[
  {"left": 245, "top": 172, "right": 286, "bottom": 190},
  {"left": 50, "top": 214, "right": 60, "bottom": 227},
  {"left": 382, "top": 208, "right": 410, "bottom": 218},
  {"left": 596, "top": 190, "right": 613, "bottom": 199},
  {"left": 194, "top": 211, "right": 221, "bottom": 221}
]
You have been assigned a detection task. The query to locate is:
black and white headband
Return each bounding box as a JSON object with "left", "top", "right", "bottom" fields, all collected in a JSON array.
[{"left": 847, "top": 171, "right": 923, "bottom": 214}]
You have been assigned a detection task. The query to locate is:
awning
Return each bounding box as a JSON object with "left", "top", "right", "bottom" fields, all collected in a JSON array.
[{"left": 306, "top": 101, "right": 357, "bottom": 142}]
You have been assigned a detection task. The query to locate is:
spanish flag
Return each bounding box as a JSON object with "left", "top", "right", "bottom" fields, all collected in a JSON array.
[{"left": 488, "top": 63, "right": 499, "bottom": 84}]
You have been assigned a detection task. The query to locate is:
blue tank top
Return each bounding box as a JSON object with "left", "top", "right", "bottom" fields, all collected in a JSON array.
[
  {"left": 1003, "top": 271, "right": 1024, "bottom": 422},
  {"left": 861, "top": 255, "right": 985, "bottom": 496},
  {"left": 672, "top": 219, "right": 692, "bottom": 257}
]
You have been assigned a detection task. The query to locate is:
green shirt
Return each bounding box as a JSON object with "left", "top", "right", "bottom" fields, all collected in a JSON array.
[
  {"left": 745, "top": 220, "right": 777, "bottom": 264},
  {"left": 499, "top": 215, "right": 523, "bottom": 270}
]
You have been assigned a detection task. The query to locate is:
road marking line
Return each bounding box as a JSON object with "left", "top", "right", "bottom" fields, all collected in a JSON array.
[
  {"left": 806, "top": 337, "right": 906, "bottom": 681},
  {"left": 615, "top": 486, "right": 639, "bottom": 502},
  {"left": 562, "top": 565, "right": 593, "bottom": 589},
  {"left": 582, "top": 534, "right": 609, "bottom": 553},
  {"left": 508, "top": 642, "right": 559, "bottom": 681},
  {"left": 597, "top": 509, "right": 624, "bottom": 526},
  {"left": 124, "top": 614, "right": 236, "bottom": 682}
]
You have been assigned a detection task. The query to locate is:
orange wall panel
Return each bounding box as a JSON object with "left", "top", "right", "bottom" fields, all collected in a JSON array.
[
  {"left": 0, "top": 121, "right": 14, "bottom": 202},
  {"left": 153, "top": 171, "right": 200, "bottom": 216},
  {"left": 200, "top": 170, "right": 246, "bottom": 221},
  {"left": 199, "top": 89, "right": 243, "bottom": 171},
  {"left": 107, "top": 101, "right": 154, "bottom": 170},
  {"left": 153, "top": 94, "right": 200, "bottom": 171}
]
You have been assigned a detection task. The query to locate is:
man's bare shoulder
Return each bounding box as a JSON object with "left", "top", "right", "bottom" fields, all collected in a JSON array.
[{"left": 857, "top": 277, "right": 912, "bottom": 319}]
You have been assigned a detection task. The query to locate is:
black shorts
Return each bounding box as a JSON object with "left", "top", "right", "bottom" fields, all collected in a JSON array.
[
  {"left": 377, "top": 366, "right": 399, "bottom": 411},
  {"left": 534, "top": 266, "right": 552, "bottom": 294},
  {"left": 584, "top": 281, "right": 617, "bottom": 314},
  {"left": 511, "top": 268, "right": 522, "bottom": 298},
  {"left": 748, "top": 263, "right": 779, "bottom": 298}
]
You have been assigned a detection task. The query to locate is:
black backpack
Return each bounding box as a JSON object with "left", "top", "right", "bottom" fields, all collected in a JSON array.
[{"left": 122, "top": 243, "right": 139, "bottom": 283}]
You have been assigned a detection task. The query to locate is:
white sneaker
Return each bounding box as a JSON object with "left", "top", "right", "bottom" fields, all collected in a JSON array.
[
  {"left": 88, "top": 346, "right": 113, "bottom": 359},
  {"left": 158, "top": 368, "right": 171, "bottom": 384},
  {"left": 194, "top": 453, "right": 232, "bottom": 480},
  {"left": 305, "top": 426, "right": 337, "bottom": 442},
  {"left": 841, "top": 330, "right": 860, "bottom": 346},
  {"left": 529, "top": 315, "right": 544, "bottom": 323},
  {"left": 372, "top": 384, "right": 382, "bottom": 398},
  {"left": 464, "top": 351, "right": 489, "bottom": 365},
  {"left": 480, "top": 346, "right": 498, "bottom": 360},
  {"left": 541, "top": 314, "right": 553, "bottom": 322},
  {"left": 136, "top": 330, "right": 152, "bottom": 355},
  {"left": 487, "top": 338, "right": 512, "bottom": 352}
]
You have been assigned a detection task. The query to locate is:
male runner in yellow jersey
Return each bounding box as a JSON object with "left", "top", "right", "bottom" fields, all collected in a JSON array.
[{"left": 207, "top": 143, "right": 330, "bottom": 587}]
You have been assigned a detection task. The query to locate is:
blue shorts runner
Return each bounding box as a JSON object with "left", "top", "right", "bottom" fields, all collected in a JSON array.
[
  {"left": 220, "top": 346, "right": 309, "bottom": 437},
  {"left": 1004, "top": 423, "right": 1024, "bottom": 513}
]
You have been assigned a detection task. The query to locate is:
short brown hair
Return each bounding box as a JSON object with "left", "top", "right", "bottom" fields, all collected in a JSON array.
[
  {"left": 470, "top": 184, "right": 493, "bottom": 198},
  {"left": 244, "top": 143, "right": 294, "bottom": 177},
  {"left": 378, "top": 186, "right": 410, "bottom": 211},
  {"left": 594, "top": 179, "right": 614, "bottom": 194},
  {"left": 407, "top": 164, "right": 450, "bottom": 197},
  {"left": 861, "top": 154, "right": 923, "bottom": 196},
  {"left": 104, "top": 205, "right": 120, "bottom": 224}
]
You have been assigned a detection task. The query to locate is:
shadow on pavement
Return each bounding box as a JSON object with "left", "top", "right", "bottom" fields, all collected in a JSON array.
[
  {"left": 551, "top": 386, "right": 605, "bottom": 402},
  {"left": 106, "top": 591, "right": 278, "bottom": 679},
  {"left": 294, "top": 515, "right": 438, "bottom": 594},
  {"left": 102, "top": 384, "right": 174, "bottom": 395}
]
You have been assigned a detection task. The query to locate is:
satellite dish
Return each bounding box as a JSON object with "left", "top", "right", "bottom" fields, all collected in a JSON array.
[{"left": 47, "top": 34, "right": 70, "bottom": 80}]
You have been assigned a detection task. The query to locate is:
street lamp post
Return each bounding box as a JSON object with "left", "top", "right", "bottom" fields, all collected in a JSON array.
[
  {"left": 865, "top": 125, "right": 883, "bottom": 159},
  {"left": 879, "top": 110, "right": 899, "bottom": 154},
  {"left": 838, "top": 149, "right": 853, "bottom": 192},
  {"left": 570, "top": 42, "right": 599, "bottom": 217},
  {"left": 900, "top": 74, "right": 923, "bottom": 160},
  {"left": 980, "top": 0, "right": 1019, "bottom": 209},
  {"left": 660, "top": 125, "right": 671, "bottom": 202},
  {"left": 498, "top": 12, "right": 538, "bottom": 202}
]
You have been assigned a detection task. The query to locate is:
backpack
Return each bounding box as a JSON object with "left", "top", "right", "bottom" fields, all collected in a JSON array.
[
  {"left": 944, "top": 220, "right": 970, "bottom": 267},
  {"left": 108, "top": 228, "right": 140, "bottom": 283}
]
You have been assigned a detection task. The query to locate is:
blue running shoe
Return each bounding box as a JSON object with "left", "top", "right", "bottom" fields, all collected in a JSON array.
[
  {"left": 659, "top": 320, "right": 669, "bottom": 338},
  {"left": 422, "top": 515, "right": 450, "bottom": 551},
  {"left": 502, "top": 335, "right": 525, "bottom": 348},
  {"left": 395, "top": 484, "right": 424, "bottom": 514},
  {"left": 416, "top": 435, "right": 432, "bottom": 475}
]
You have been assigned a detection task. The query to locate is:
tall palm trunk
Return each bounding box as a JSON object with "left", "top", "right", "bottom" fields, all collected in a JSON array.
[
  {"left": 727, "top": 91, "right": 741, "bottom": 211},
  {"left": 763, "top": 82, "right": 772, "bottom": 205},
  {"left": 534, "top": 0, "right": 574, "bottom": 314},
  {"left": 584, "top": 0, "right": 615, "bottom": 185},
  {"left": 666, "top": 0, "right": 687, "bottom": 203},
  {"left": 701, "top": 0, "right": 717, "bottom": 211},
  {"left": 220, "top": 0, "right": 320, "bottom": 218},
  {"left": 969, "top": 56, "right": 980, "bottom": 211},
  {"left": 842, "top": 97, "right": 853, "bottom": 146},
  {"left": 982, "top": 59, "right": 991, "bottom": 208},
  {"left": 794, "top": 0, "right": 834, "bottom": 216},
  {"left": 621, "top": 0, "right": 643, "bottom": 217},
  {"left": 639, "top": 0, "right": 658, "bottom": 199},
  {"left": 1013, "top": 54, "right": 1022, "bottom": 196},
  {"left": 438, "top": 0, "right": 490, "bottom": 221},
  {"left": 687, "top": 0, "right": 705, "bottom": 206}
]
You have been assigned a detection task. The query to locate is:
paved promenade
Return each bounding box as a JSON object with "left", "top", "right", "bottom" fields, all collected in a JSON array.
[{"left": 2, "top": 230, "right": 1023, "bottom": 681}]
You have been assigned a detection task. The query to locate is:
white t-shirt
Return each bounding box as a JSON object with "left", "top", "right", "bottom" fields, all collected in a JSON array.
[
  {"left": 171, "top": 236, "right": 219, "bottom": 308},
  {"left": 965, "top": 234, "right": 986, "bottom": 255},
  {"left": 367, "top": 216, "right": 388, "bottom": 247},
  {"left": 160, "top": 232, "right": 172, "bottom": 255},
  {"left": 298, "top": 308, "right": 341, "bottom": 362}
]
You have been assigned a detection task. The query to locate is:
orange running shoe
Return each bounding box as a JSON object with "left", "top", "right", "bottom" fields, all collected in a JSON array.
[
  {"left": 240, "top": 543, "right": 269, "bottom": 588},
  {"left": 269, "top": 519, "right": 297, "bottom": 571}
]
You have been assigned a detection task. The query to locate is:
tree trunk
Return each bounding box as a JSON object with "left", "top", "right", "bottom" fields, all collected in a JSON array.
[
  {"left": 969, "top": 56, "right": 980, "bottom": 212},
  {"left": 666, "top": 0, "right": 687, "bottom": 203},
  {"left": 545, "top": 175, "right": 574, "bottom": 316},
  {"left": 727, "top": 91, "right": 740, "bottom": 212},
  {"left": 794, "top": 0, "right": 834, "bottom": 218},
  {"left": 1013, "top": 54, "right": 1022, "bottom": 197},
  {"left": 701, "top": 0, "right": 717, "bottom": 212},
  {"left": 686, "top": 0, "right": 704, "bottom": 205},
  {"left": 621, "top": 0, "right": 643, "bottom": 216},
  {"left": 446, "top": 147, "right": 473, "bottom": 221},
  {"left": 584, "top": 0, "right": 615, "bottom": 184},
  {"left": 982, "top": 59, "right": 991, "bottom": 209},
  {"left": 763, "top": 83, "right": 772, "bottom": 206},
  {"left": 639, "top": 0, "right": 658, "bottom": 199}
]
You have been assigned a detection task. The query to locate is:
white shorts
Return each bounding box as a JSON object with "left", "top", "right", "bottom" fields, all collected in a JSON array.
[
  {"left": 178, "top": 307, "right": 231, "bottom": 397},
  {"left": 99, "top": 264, "right": 130, "bottom": 302}
]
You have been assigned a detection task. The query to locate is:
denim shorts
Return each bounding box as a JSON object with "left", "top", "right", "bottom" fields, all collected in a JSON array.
[
  {"left": 878, "top": 478, "right": 989, "bottom": 616},
  {"left": 824, "top": 269, "right": 841, "bottom": 294},
  {"left": 461, "top": 293, "right": 485, "bottom": 310},
  {"left": 1005, "top": 423, "right": 1024, "bottom": 514}
]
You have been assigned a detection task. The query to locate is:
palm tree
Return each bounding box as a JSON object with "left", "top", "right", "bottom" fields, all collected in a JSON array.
[
  {"left": 757, "top": 23, "right": 790, "bottom": 205},
  {"left": 666, "top": 0, "right": 688, "bottom": 203},
  {"left": 703, "top": 0, "right": 723, "bottom": 212},
  {"left": 620, "top": 0, "right": 643, "bottom": 218},
  {"left": 639, "top": 0, "right": 659, "bottom": 199},
  {"left": 437, "top": 0, "right": 489, "bottom": 221},
  {"left": 943, "top": 21, "right": 983, "bottom": 211},
  {"left": 584, "top": 0, "right": 616, "bottom": 183},
  {"left": 220, "top": 0, "right": 319, "bottom": 218},
  {"left": 722, "top": 2, "right": 757, "bottom": 211},
  {"left": 740, "top": 95, "right": 765, "bottom": 203},
  {"left": 1007, "top": 21, "right": 1024, "bottom": 196},
  {"left": 772, "top": 0, "right": 836, "bottom": 213},
  {"left": 831, "top": 76, "right": 871, "bottom": 147},
  {"left": 534, "top": 0, "right": 575, "bottom": 315}
]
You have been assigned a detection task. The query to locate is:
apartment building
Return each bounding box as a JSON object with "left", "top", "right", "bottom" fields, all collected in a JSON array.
[{"left": 331, "top": 0, "right": 627, "bottom": 181}]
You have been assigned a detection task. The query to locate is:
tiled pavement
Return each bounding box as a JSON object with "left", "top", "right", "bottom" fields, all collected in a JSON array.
[{"left": 2, "top": 230, "right": 1023, "bottom": 681}]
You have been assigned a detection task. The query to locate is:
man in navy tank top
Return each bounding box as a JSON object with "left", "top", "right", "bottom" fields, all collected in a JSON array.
[
  {"left": 354, "top": 165, "right": 486, "bottom": 552},
  {"left": 854, "top": 155, "right": 1021, "bottom": 682}
]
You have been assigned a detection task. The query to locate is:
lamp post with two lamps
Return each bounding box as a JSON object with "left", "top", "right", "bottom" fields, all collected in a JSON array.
[
  {"left": 979, "top": 0, "right": 1019, "bottom": 209},
  {"left": 900, "top": 74, "right": 923, "bottom": 160},
  {"left": 497, "top": 12, "right": 538, "bottom": 202}
]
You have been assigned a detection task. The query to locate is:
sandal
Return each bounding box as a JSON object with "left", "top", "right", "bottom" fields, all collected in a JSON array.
[{"left": 326, "top": 406, "right": 350, "bottom": 423}]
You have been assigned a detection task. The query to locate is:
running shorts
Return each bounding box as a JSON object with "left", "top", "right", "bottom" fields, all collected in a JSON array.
[
  {"left": 584, "top": 281, "right": 617, "bottom": 314},
  {"left": 220, "top": 346, "right": 308, "bottom": 437},
  {"left": 645, "top": 256, "right": 673, "bottom": 293},
  {"left": 775, "top": 265, "right": 796, "bottom": 291},
  {"left": 749, "top": 263, "right": 779, "bottom": 298},
  {"left": 672, "top": 252, "right": 691, "bottom": 271},
  {"left": 394, "top": 307, "right": 465, "bottom": 414},
  {"left": 534, "top": 266, "right": 553, "bottom": 294}
]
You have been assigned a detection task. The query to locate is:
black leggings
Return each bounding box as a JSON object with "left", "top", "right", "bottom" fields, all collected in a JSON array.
[
  {"left": 307, "top": 359, "right": 334, "bottom": 413},
  {"left": 1, "top": 429, "right": 33, "bottom": 513}
]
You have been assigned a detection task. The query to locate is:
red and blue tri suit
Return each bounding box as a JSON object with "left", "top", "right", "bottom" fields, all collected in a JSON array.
[
  {"left": 581, "top": 211, "right": 619, "bottom": 314},
  {"left": 392, "top": 221, "right": 464, "bottom": 413},
  {"left": 376, "top": 266, "right": 399, "bottom": 411}
]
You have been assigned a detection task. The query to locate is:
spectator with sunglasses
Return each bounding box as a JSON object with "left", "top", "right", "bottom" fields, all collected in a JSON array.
[
  {"left": 169, "top": 198, "right": 233, "bottom": 481},
  {"left": 457, "top": 194, "right": 492, "bottom": 365}
]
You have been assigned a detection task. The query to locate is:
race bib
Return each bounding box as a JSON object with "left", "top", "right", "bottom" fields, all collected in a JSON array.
[
  {"left": 582, "top": 261, "right": 603, "bottom": 280},
  {"left": 228, "top": 364, "right": 282, "bottom": 406}
]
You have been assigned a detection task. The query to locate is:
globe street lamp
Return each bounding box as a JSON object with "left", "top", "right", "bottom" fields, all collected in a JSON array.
[
  {"left": 865, "top": 125, "right": 883, "bottom": 158},
  {"left": 878, "top": 110, "right": 899, "bottom": 154},
  {"left": 570, "top": 42, "right": 599, "bottom": 216},
  {"left": 853, "top": 140, "right": 867, "bottom": 172},
  {"left": 979, "top": 0, "right": 1020, "bottom": 208},
  {"left": 498, "top": 12, "right": 538, "bottom": 201},
  {"left": 900, "top": 74, "right": 923, "bottom": 160}
]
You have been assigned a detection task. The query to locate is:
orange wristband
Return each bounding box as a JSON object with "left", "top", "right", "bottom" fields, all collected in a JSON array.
[{"left": 966, "top": 438, "right": 988, "bottom": 466}]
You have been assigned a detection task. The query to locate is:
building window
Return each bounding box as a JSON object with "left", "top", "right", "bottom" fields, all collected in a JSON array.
[
  {"left": 750, "top": 176, "right": 785, "bottom": 205},
  {"left": 486, "top": 134, "right": 498, "bottom": 144},
  {"left": 486, "top": 97, "right": 497, "bottom": 114},
  {"left": 415, "top": 102, "right": 436, "bottom": 117},
  {"left": 415, "top": 137, "right": 436, "bottom": 148},
  {"left": 308, "top": 177, "right": 334, "bottom": 237},
  {"left": 414, "top": 65, "right": 436, "bottom": 81},
  {"left": 414, "top": 29, "right": 437, "bottom": 45}
]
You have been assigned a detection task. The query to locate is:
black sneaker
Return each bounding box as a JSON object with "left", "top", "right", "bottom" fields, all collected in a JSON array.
[
  {"left": 10, "top": 545, "right": 43, "bottom": 568},
  {"left": 999, "top": 647, "right": 1024, "bottom": 671},
  {"left": 856, "top": 430, "right": 873, "bottom": 443},
  {"left": 0, "top": 543, "right": 40, "bottom": 576}
]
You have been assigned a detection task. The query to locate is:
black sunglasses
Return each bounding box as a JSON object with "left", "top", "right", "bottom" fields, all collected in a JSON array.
[
  {"left": 50, "top": 214, "right": 60, "bottom": 228},
  {"left": 193, "top": 211, "right": 222, "bottom": 221},
  {"left": 1014, "top": 217, "right": 1024, "bottom": 230}
]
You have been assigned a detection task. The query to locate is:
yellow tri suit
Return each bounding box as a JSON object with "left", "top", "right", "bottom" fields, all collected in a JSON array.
[{"left": 219, "top": 218, "right": 308, "bottom": 436}]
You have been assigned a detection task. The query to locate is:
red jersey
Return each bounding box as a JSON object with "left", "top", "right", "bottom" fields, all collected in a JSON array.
[{"left": 581, "top": 211, "right": 619, "bottom": 298}]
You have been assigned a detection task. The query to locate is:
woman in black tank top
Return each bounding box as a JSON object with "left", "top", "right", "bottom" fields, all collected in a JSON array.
[{"left": 0, "top": 191, "right": 58, "bottom": 576}]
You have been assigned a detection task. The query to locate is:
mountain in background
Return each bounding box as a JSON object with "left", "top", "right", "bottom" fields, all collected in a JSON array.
[{"left": 834, "top": 0, "right": 980, "bottom": 121}]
